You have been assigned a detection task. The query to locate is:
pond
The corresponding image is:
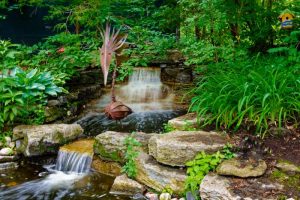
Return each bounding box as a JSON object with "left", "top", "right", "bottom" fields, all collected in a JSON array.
[{"left": 0, "top": 67, "right": 182, "bottom": 199}]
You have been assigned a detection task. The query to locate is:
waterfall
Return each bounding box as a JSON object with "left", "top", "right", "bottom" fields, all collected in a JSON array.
[
  {"left": 0, "top": 140, "right": 94, "bottom": 199},
  {"left": 119, "top": 67, "right": 165, "bottom": 103},
  {"left": 55, "top": 151, "right": 92, "bottom": 173},
  {"left": 91, "top": 67, "right": 174, "bottom": 112}
]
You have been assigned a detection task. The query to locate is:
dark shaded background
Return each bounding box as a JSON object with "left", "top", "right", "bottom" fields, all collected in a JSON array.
[{"left": 0, "top": 6, "right": 53, "bottom": 45}]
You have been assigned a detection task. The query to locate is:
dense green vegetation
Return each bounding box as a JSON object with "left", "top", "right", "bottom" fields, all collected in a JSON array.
[{"left": 0, "top": 0, "right": 299, "bottom": 135}]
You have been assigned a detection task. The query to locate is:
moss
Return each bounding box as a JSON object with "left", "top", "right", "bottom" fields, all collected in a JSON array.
[
  {"left": 271, "top": 169, "right": 300, "bottom": 194},
  {"left": 93, "top": 141, "right": 123, "bottom": 163}
]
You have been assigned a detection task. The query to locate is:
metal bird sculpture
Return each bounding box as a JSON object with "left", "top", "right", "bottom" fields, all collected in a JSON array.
[{"left": 99, "top": 23, "right": 133, "bottom": 121}]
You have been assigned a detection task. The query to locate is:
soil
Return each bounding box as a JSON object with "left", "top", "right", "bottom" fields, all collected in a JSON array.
[{"left": 228, "top": 127, "right": 300, "bottom": 199}]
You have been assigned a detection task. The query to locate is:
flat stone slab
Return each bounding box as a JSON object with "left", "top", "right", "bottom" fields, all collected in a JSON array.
[
  {"left": 135, "top": 152, "right": 186, "bottom": 194},
  {"left": 94, "top": 131, "right": 155, "bottom": 163},
  {"left": 110, "top": 174, "right": 145, "bottom": 196},
  {"left": 13, "top": 124, "right": 83, "bottom": 157},
  {"left": 200, "top": 173, "right": 283, "bottom": 200},
  {"left": 92, "top": 156, "right": 122, "bottom": 177},
  {"left": 0, "top": 155, "right": 19, "bottom": 163},
  {"left": 149, "top": 131, "right": 228, "bottom": 167},
  {"left": 168, "top": 113, "right": 199, "bottom": 130},
  {"left": 60, "top": 139, "right": 94, "bottom": 157},
  {"left": 0, "top": 162, "right": 18, "bottom": 171},
  {"left": 216, "top": 158, "right": 267, "bottom": 178}
]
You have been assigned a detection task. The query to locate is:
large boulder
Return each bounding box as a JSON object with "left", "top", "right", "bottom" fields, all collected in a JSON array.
[
  {"left": 13, "top": 124, "right": 83, "bottom": 157},
  {"left": 94, "top": 131, "right": 155, "bottom": 163},
  {"left": 149, "top": 131, "right": 228, "bottom": 167},
  {"left": 135, "top": 152, "right": 186, "bottom": 194},
  {"left": 216, "top": 158, "right": 267, "bottom": 178},
  {"left": 200, "top": 173, "right": 283, "bottom": 200},
  {"left": 110, "top": 174, "right": 145, "bottom": 196}
]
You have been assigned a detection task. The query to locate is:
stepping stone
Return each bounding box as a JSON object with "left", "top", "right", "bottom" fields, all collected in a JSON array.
[{"left": 149, "top": 131, "right": 228, "bottom": 167}]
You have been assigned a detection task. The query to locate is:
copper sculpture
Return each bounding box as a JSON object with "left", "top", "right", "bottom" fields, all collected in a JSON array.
[{"left": 99, "top": 23, "right": 132, "bottom": 120}]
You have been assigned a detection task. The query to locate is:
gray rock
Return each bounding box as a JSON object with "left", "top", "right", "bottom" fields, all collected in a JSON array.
[
  {"left": 8, "top": 142, "right": 15, "bottom": 149},
  {"left": 47, "top": 100, "right": 61, "bottom": 107},
  {"left": 135, "top": 152, "right": 186, "bottom": 194},
  {"left": 4, "top": 136, "right": 11, "bottom": 146},
  {"left": 168, "top": 113, "right": 200, "bottom": 130},
  {"left": 275, "top": 161, "right": 300, "bottom": 173},
  {"left": 94, "top": 131, "right": 155, "bottom": 163},
  {"left": 0, "top": 147, "right": 13, "bottom": 156},
  {"left": 200, "top": 173, "right": 283, "bottom": 200},
  {"left": 0, "top": 155, "right": 19, "bottom": 163},
  {"left": 0, "top": 162, "right": 18, "bottom": 171},
  {"left": 110, "top": 174, "right": 145, "bottom": 196},
  {"left": 149, "top": 131, "right": 228, "bottom": 167},
  {"left": 159, "top": 193, "right": 171, "bottom": 200},
  {"left": 13, "top": 124, "right": 83, "bottom": 157},
  {"left": 44, "top": 106, "right": 65, "bottom": 123},
  {"left": 216, "top": 158, "right": 267, "bottom": 178},
  {"left": 145, "top": 192, "right": 159, "bottom": 200}
]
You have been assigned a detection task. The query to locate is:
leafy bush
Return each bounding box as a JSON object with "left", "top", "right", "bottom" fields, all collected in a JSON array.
[
  {"left": 185, "top": 145, "right": 235, "bottom": 199},
  {"left": 0, "top": 67, "right": 63, "bottom": 129},
  {"left": 189, "top": 55, "right": 300, "bottom": 137},
  {"left": 122, "top": 132, "right": 141, "bottom": 178}
]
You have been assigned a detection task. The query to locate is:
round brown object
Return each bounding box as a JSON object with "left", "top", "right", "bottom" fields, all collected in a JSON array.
[{"left": 105, "top": 101, "right": 133, "bottom": 120}]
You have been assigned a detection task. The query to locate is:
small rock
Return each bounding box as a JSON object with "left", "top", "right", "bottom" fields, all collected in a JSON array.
[
  {"left": 159, "top": 193, "right": 171, "bottom": 200},
  {"left": 168, "top": 113, "right": 200, "bottom": 130},
  {"left": 0, "top": 148, "right": 13, "bottom": 156},
  {"left": 216, "top": 158, "right": 267, "bottom": 178},
  {"left": 186, "top": 191, "right": 196, "bottom": 200},
  {"left": 4, "top": 136, "right": 12, "bottom": 146},
  {"left": 47, "top": 100, "right": 61, "bottom": 107},
  {"left": 275, "top": 161, "right": 300, "bottom": 173},
  {"left": 133, "top": 193, "right": 147, "bottom": 200},
  {"left": 0, "top": 155, "right": 19, "bottom": 163},
  {"left": 0, "top": 162, "right": 18, "bottom": 171},
  {"left": 8, "top": 142, "right": 15, "bottom": 149},
  {"left": 145, "top": 192, "right": 159, "bottom": 200},
  {"left": 110, "top": 174, "right": 145, "bottom": 196}
]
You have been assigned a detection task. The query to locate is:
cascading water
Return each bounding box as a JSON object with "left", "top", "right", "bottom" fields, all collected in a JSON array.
[
  {"left": 0, "top": 145, "right": 94, "bottom": 199},
  {"left": 77, "top": 67, "right": 185, "bottom": 134},
  {"left": 55, "top": 151, "right": 92, "bottom": 173}
]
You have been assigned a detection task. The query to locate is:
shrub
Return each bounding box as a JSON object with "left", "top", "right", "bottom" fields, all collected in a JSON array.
[{"left": 0, "top": 67, "right": 63, "bottom": 129}]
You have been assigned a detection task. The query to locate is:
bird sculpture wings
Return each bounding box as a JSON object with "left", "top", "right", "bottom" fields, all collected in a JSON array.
[{"left": 99, "top": 23, "right": 127, "bottom": 86}]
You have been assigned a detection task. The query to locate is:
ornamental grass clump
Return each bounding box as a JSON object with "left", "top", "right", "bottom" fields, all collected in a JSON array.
[{"left": 189, "top": 56, "right": 300, "bottom": 137}]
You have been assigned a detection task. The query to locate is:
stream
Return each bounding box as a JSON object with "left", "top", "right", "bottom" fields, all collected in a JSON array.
[{"left": 0, "top": 67, "right": 184, "bottom": 199}]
